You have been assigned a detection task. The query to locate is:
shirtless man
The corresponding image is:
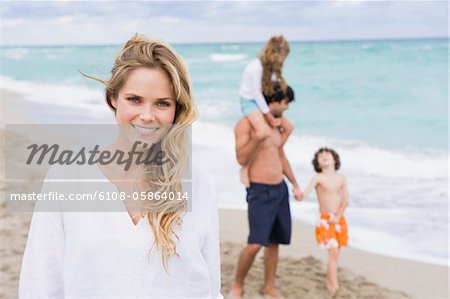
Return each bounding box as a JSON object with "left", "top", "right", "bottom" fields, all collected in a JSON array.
[
  {"left": 298, "top": 147, "right": 349, "bottom": 295},
  {"left": 229, "top": 86, "right": 302, "bottom": 299}
]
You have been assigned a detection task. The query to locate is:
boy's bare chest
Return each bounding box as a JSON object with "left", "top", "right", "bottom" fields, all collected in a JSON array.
[{"left": 317, "top": 177, "right": 341, "bottom": 193}]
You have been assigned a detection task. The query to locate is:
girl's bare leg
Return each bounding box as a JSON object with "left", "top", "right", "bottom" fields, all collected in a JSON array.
[
  {"left": 239, "top": 167, "right": 250, "bottom": 187},
  {"left": 247, "top": 110, "right": 272, "bottom": 141}
]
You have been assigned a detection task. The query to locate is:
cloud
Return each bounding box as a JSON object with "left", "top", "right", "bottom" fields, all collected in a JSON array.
[
  {"left": 160, "top": 16, "right": 180, "bottom": 25},
  {"left": 331, "top": 0, "right": 365, "bottom": 7},
  {"left": 2, "top": 18, "right": 25, "bottom": 28},
  {"left": 2, "top": 1, "right": 447, "bottom": 45}
]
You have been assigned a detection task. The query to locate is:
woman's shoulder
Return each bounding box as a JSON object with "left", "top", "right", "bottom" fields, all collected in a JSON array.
[
  {"left": 190, "top": 165, "right": 216, "bottom": 209},
  {"left": 192, "top": 164, "right": 214, "bottom": 194},
  {"left": 247, "top": 58, "right": 262, "bottom": 70}
]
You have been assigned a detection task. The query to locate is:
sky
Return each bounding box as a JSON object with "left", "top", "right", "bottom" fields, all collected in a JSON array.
[{"left": 1, "top": 1, "right": 448, "bottom": 46}]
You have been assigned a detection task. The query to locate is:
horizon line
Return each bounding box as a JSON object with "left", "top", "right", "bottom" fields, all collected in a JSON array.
[{"left": 2, "top": 36, "right": 448, "bottom": 48}]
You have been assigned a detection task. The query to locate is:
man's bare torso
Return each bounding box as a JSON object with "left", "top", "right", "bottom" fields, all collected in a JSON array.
[{"left": 244, "top": 120, "right": 284, "bottom": 184}]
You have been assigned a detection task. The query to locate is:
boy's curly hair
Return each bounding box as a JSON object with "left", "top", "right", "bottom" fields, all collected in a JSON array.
[{"left": 312, "top": 147, "right": 341, "bottom": 173}]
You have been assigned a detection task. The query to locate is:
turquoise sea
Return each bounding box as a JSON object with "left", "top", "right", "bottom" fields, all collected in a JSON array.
[{"left": 1, "top": 38, "right": 448, "bottom": 265}]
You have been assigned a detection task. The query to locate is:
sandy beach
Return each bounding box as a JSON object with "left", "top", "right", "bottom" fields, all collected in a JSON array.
[
  {"left": 1, "top": 201, "right": 447, "bottom": 298},
  {"left": 1, "top": 89, "right": 448, "bottom": 298},
  {"left": 219, "top": 209, "right": 448, "bottom": 299}
]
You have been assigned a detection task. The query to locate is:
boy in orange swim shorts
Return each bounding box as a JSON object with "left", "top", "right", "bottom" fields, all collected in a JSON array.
[{"left": 297, "top": 147, "right": 349, "bottom": 295}]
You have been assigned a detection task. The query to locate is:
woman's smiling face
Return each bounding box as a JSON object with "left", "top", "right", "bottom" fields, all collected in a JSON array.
[{"left": 111, "top": 67, "right": 176, "bottom": 143}]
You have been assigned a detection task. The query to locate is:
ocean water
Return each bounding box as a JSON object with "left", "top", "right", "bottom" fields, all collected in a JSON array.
[{"left": 1, "top": 39, "right": 448, "bottom": 265}]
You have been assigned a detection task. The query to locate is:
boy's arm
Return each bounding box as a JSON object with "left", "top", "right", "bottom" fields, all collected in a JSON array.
[
  {"left": 280, "top": 148, "right": 301, "bottom": 200},
  {"left": 335, "top": 176, "right": 349, "bottom": 220},
  {"left": 235, "top": 119, "right": 263, "bottom": 166},
  {"left": 301, "top": 175, "right": 318, "bottom": 200}
]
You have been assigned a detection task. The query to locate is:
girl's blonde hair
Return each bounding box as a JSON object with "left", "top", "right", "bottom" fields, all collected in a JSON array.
[
  {"left": 85, "top": 34, "right": 197, "bottom": 270},
  {"left": 259, "top": 35, "right": 290, "bottom": 97}
]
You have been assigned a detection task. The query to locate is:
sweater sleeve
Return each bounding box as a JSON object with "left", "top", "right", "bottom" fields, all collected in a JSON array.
[
  {"left": 19, "top": 209, "right": 65, "bottom": 298},
  {"left": 200, "top": 176, "right": 223, "bottom": 298},
  {"left": 19, "top": 168, "right": 65, "bottom": 298}
]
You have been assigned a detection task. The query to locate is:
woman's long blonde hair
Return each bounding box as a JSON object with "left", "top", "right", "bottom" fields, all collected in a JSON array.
[
  {"left": 259, "top": 35, "right": 290, "bottom": 97},
  {"left": 85, "top": 34, "right": 197, "bottom": 270}
]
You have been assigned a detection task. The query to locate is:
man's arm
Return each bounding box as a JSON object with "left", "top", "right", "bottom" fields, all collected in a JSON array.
[
  {"left": 235, "top": 119, "right": 263, "bottom": 166},
  {"left": 279, "top": 117, "right": 294, "bottom": 146},
  {"left": 280, "top": 148, "right": 302, "bottom": 200}
]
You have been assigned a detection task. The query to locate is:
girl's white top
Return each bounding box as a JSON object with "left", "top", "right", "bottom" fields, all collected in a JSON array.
[
  {"left": 239, "top": 58, "right": 270, "bottom": 114},
  {"left": 19, "top": 163, "right": 222, "bottom": 299}
]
